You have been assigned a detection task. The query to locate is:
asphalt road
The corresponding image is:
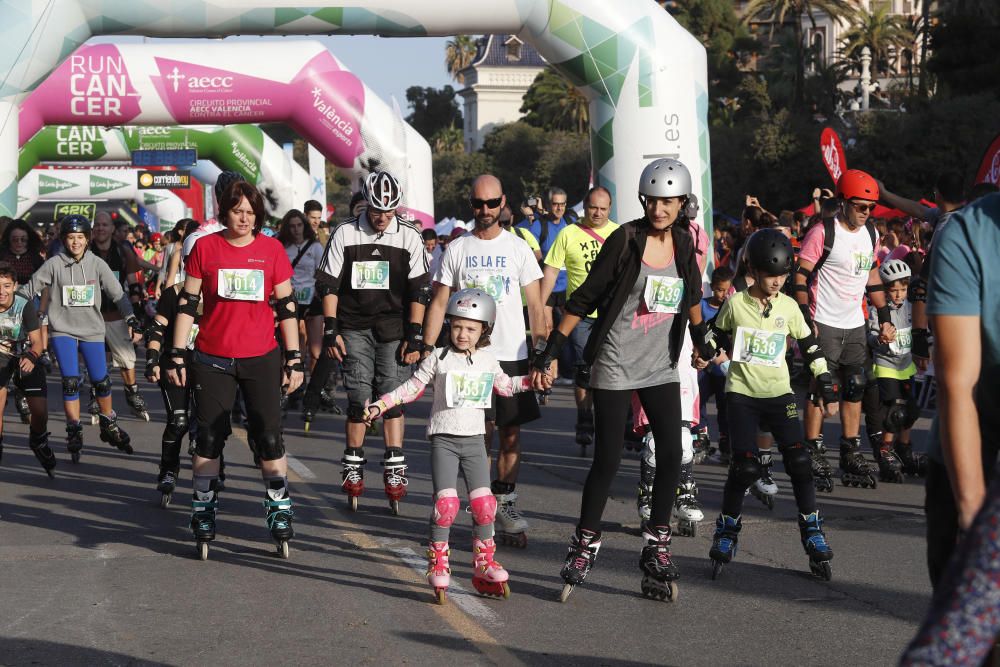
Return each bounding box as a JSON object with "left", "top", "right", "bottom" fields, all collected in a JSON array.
[{"left": 0, "top": 373, "right": 933, "bottom": 666}]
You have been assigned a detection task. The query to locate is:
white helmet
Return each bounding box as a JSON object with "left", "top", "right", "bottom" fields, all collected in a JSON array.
[
  {"left": 638, "top": 158, "right": 692, "bottom": 202},
  {"left": 879, "top": 258, "right": 911, "bottom": 283},
  {"left": 361, "top": 171, "right": 402, "bottom": 212},
  {"left": 446, "top": 288, "right": 496, "bottom": 335}
]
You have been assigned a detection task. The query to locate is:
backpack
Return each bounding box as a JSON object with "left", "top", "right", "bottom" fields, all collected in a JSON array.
[{"left": 811, "top": 217, "right": 877, "bottom": 276}]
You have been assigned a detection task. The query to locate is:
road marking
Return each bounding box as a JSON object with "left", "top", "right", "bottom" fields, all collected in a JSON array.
[{"left": 285, "top": 455, "right": 316, "bottom": 480}]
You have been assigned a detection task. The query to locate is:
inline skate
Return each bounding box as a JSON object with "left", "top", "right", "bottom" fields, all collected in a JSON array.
[
  {"left": 99, "top": 413, "right": 133, "bottom": 455},
  {"left": 13, "top": 386, "right": 29, "bottom": 424},
  {"left": 191, "top": 482, "right": 219, "bottom": 561},
  {"left": 799, "top": 510, "right": 833, "bottom": 581},
  {"left": 472, "top": 537, "right": 510, "bottom": 599},
  {"left": 341, "top": 450, "right": 366, "bottom": 511},
  {"left": 674, "top": 463, "right": 703, "bottom": 537},
  {"left": 427, "top": 541, "right": 451, "bottom": 605},
  {"left": 895, "top": 441, "right": 927, "bottom": 477},
  {"left": 157, "top": 468, "right": 178, "bottom": 508},
  {"left": 381, "top": 448, "right": 408, "bottom": 515},
  {"left": 264, "top": 485, "right": 294, "bottom": 559},
  {"left": 873, "top": 433, "right": 903, "bottom": 483},
  {"left": 494, "top": 493, "right": 528, "bottom": 548},
  {"left": 639, "top": 524, "right": 679, "bottom": 602},
  {"left": 559, "top": 527, "right": 602, "bottom": 602},
  {"left": 839, "top": 437, "right": 877, "bottom": 488},
  {"left": 29, "top": 430, "right": 56, "bottom": 478},
  {"left": 124, "top": 383, "right": 150, "bottom": 421},
  {"left": 807, "top": 437, "right": 834, "bottom": 492},
  {"left": 709, "top": 514, "right": 742, "bottom": 580},
  {"left": 66, "top": 421, "right": 83, "bottom": 463}
]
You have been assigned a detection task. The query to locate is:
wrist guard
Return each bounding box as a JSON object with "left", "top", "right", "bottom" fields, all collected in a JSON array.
[
  {"left": 814, "top": 372, "right": 839, "bottom": 406},
  {"left": 125, "top": 314, "right": 144, "bottom": 337},
  {"left": 405, "top": 322, "right": 425, "bottom": 351},
  {"left": 689, "top": 320, "right": 717, "bottom": 360},
  {"left": 323, "top": 317, "right": 339, "bottom": 348},
  {"left": 284, "top": 349, "right": 305, "bottom": 374},
  {"left": 912, "top": 328, "right": 931, "bottom": 359},
  {"left": 532, "top": 330, "right": 567, "bottom": 372},
  {"left": 876, "top": 305, "right": 892, "bottom": 327}
]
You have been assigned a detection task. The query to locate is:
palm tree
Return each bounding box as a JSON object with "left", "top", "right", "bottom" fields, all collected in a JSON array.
[
  {"left": 520, "top": 67, "right": 590, "bottom": 133},
  {"left": 444, "top": 35, "right": 478, "bottom": 85},
  {"left": 840, "top": 4, "right": 915, "bottom": 79},
  {"left": 431, "top": 126, "right": 465, "bottom": 154},
  {"left": 742, "top": 0, "right": 858, "bottom": 107}
]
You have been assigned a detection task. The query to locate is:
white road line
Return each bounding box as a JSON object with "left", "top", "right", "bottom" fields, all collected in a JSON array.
[
  {"left": 380, "top": 540, "right": 501, "bottom": 625},
  {"left": 285, "top": 455, "right": 317, "bottom": 480}
]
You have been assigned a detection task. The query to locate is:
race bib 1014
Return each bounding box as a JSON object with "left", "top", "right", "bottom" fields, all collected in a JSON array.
[
  {"left": 643, "top": 275, "right": 684, "bottom": 314},
  {"left": 732, "top": 326, "right": 787, "bottom": 368},
  {"left": 63, "top": 284, "right": 95, "bottom": 307},
  {"left": 351, "top": 261, "right": 390, "bottom": 290},
  {"left": 445, "top": 371, "right": 495, "bottom": 408},
  {"left": 217, "top": 269, "right": 265, "bottom": 301}
]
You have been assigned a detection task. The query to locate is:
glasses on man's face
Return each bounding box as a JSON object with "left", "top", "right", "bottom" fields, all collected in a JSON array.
[
  {"left": 850, "top": 201, "right": 876, "bottom": 214},
  {"left": 470, "top": 197, "right": 503, "bottom": 210},
  {"left": 550, "top": 200, "right": 567, "bottom": 208}
]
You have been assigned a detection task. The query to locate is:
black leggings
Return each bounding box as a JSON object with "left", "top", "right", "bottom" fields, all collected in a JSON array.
[{"left": 579, "top": 383, "right": 682, "bottom": 531}]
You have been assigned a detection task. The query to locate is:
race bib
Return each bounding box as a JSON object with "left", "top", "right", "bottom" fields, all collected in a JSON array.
[
  {"left": 63, "top": 284, "right": 95, "bottom": 307},
  {"left": 351, "top": 261, "right": 390, "bottom": 290},
  {"left": 217, "top": 269, "right": 265, "bottom": 301},
  {"left": 111, "top": 270, "right": 120, "bottom": 282},
  {"left": 186, "top": 323, "right": 200, "bottom": 350},
  {"left": 643, "top": 275, "right": 684, "bottom": 314},
  {"left": 732, "top": 326, "right": 786, "bottom": 368},
  {"left": 294, "top": 286, "right": 314, "bottom": 304},
  {"left": 464, "top": 274, "right": 508, "bottom": 305},
  {"left": 852, "top": 251, "right": 874, "bottom": 277},
  {"left": 890, "top": 326, "right": 912, "bottom": 355},
  {"left": 445, "top": 371, "right": 495, "bottom": 408}
]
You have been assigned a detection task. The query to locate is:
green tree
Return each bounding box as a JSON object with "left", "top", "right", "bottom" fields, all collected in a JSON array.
[
  {"left": 927, "top": 1, "right": 1000, "bottom": 99},
  {"left": 433, "top": 150, "right": 489, "bottom": 219},
  {"left": 520, "top": 67, "right": 589, "bottom": 134},
  {"left": 404, "top": 85, "right": 462, "bottom": 141},
  {"left": 445, "top": 35, "right": 478, "bottom": 85},
  {"left": 742, "top": 0, "right": 856, "bottom": 108},
  {"left": 840, "top": 4, "right": 915, "bottom": 79},
  {"left": 431, "top": 126, "right": 465, "bottom": 154}
]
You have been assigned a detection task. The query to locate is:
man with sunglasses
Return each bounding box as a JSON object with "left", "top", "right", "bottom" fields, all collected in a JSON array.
[
  {"left": 794, "top": 169, "right": 895, "bottom": 490},
  {"left": 422, "top": 174, "right": 546, "bottom": 547}
]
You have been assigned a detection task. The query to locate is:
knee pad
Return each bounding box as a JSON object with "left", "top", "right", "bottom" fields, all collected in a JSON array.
[
  {"left": 782, "top": 444, "right": 813, "bottom": 481},
  {"left": 729, "top": 453, "right": 764, "bottom": 488},
  {"left": 575, "top": 365, "right": 591, "bottom": 390},
  {"left": 383, "top": 405, "right": 403, "bottom": 420},
  {"left": 680, "top": 425, "right": 693, "bottom": 466},
  {"left": 347, "top": 403, "right": 367, "bottom": 423},
  {"left": 163, "top": 410, "right": 187, "bottom": 442},
  {"left": 195, "top": 430, "right": 225, "bottom": 460},
  {"left": 469, "top": 493, "right": 497, "bottom": 526},
  {"left": 61, "top": 375, "right": 81, "bottom": 398},
  {"left": 255, "top": 431, "right": 285, "bottom": 461},
  {"left": 840, "top": 366, "right": 866, "bottom": 402},
  {"left": 433, "top": 489, "right": 460, "bottom": 527},
  {"left": 884, "top": 398, "right": 920, "bottom": 433},
  {"left": 93, "top": 374, "right": 112, "bottom": 398}
]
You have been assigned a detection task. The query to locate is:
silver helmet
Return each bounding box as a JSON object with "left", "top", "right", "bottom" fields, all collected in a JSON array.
[
  {"left": 879, "top": 258, "right": 911, "bottom": 283},
  {"left": 446, "top": 288, "right": 496, "bottom": 335},
  {"left": 638, "top": 158, "right": 692, "bottom": 202},
  {"left": 361, "top": 170, "right": 402, "bottom": 212}
]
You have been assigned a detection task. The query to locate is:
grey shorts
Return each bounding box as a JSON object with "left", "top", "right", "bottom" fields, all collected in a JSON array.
[
  {"left": 105, "top": 318, "right": 136, "bottom": 370},
  {"left": 340, "top": 327, "right": 409, "bottom": 413},
  {"left": 815, "top": 321, "right": 870, "bottom": 374}
]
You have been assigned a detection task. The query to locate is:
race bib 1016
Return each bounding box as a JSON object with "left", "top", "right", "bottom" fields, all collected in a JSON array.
[
  {"left": 445, "top": 371, "right": 495, "bottom": 408},
  {"left": 63, "top": 284, "right": 95, "bottom": 307},
  {"left": 732, "top": 326, "right": 787, "bottom": 368},
  {"left": 643, "top": 275, "right": 684, "bottom": 314},
  {"left": 217, "top": 269, "right": 265, "bottom": 301},
  {"left": 351, "top": 261, "right": 390, "bottom": 290},
  {"left": 890, "top": 326, "right": 912, "bottom": 355}
]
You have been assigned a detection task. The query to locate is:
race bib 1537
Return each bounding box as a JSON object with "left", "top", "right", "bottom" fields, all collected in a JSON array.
[
  {"left": 445, "top": 371, "right": 495, "bottom": 408},
  {"left": 351, "top": 261, "right": 390, "bottom": 290},
  {"left": 732, "top": 326, "right": 787, "bottom": 368},
  {"left": 643, "top": 275, "right": 684, "bottom": 314},
  {"left": 217, "top": 269, "right": 265, "bottom": 301}
]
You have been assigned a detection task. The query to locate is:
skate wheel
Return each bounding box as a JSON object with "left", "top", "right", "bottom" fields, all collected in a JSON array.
[
  {"left": 435, "top": 588, "right": 447, "bottom": 605},
  {"left": 389, "top": 499, "right": 399, "bottom": 516},
  {"left": 501, "top": 582, "right": 510, "bottom": 599},
  {"left": 71, "top": 452, "right": 80, "bottom": 464},
  {"left": 91, "top": 415, "right": 98, "bottom": 425},
  {"left": 811, "top": 560, "right": 833, "bottom": 581},
  {"left": 712, "top": 561, "right": 724, "bottom": 580},
  {"left": 46, "top": 469, "right": 56, "bottom": 480},
  {"left": 559, "top": 583, "right": 574, "bottom": 603},
  {"left": 666, "top": 581, "right": 679, "bottom": 602},
  {"left": 197, "top": 541, "right": 209, "bottom": 561},
  {"left": 160, "top": 493, "right": 172, "bottom": 509},
  {"left": 349, "top": 496, "right": 359, "bottom": 512},
  {"left": 277, "top": 541, "right": 290, "bottom": 559}
]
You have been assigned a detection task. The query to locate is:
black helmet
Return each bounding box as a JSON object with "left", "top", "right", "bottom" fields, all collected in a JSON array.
[
  {"left": 58, "top": 214, "right": 92, "bottom": 239},
  {"left": 746, "top": 228, "right": 793, "bottom": 276},
  {"left": 214, "top": 170, "right": 247, "bottom": 201}
]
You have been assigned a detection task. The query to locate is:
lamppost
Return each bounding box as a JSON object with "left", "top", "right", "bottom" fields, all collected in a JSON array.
[{"left": 860, "top": 46, "right": 873, "bottom": 110}]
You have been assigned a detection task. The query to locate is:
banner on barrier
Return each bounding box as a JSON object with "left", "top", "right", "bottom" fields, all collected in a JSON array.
[{"left": 138, "top": 170, "right": 191, "bottom": 189}]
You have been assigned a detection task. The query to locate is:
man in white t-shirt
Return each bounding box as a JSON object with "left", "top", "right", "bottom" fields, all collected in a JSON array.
[
  {"left": 794, "top": 169, "right": 896, "bottom": 489},
  {"left": 422, "top": 173, "right": 545, "bottom": 547}
]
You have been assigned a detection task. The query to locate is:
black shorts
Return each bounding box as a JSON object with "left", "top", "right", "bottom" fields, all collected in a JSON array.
[
  {"left": 297, "top": 296, "right": 323, "bottom": 320},
  {"left": 485, "top": 358, "right": 540, "bottom": 428},
  {"left": 546, "top": 290, "right": 567, "bottom": 309},
  {"left": 0, "top": 357, "right": 47, "bottom": 397}
]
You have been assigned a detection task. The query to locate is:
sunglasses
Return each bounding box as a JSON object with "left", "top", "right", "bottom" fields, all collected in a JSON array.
[
  {"left": 850, "top": 201, "right": 876, "bottom": 214},
  {"left": 470, "top": 197, "right": 503, "bottom": 210}
]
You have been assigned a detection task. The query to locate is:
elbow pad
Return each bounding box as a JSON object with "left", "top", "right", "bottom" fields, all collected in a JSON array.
[
  {"left": 178, "top": 291, "right": 201, "bottom": 318},
  {"left": 274, "top": 294, "right": 297, "bottom": 321},
  {"left": 314, "top": 272, "right": 338, "bottom": 298},
  {"left": 799, "top": 331, "right": 825, "bottom": 366},
  {"left": 145, "top": 320, "right": 165, "bottom": 347}
]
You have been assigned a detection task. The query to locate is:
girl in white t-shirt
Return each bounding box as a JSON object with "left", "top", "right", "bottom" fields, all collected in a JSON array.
[{"left": 363, "top": 288, "right": 540, "bottom": 604}]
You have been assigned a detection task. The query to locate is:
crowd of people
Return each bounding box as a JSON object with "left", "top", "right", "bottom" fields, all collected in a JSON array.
[{"left": 4, "top": 156, "right": 1000, "bottom": 660}]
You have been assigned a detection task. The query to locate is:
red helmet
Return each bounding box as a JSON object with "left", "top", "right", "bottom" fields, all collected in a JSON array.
[
  {"left": 151, "top": 232, "right": 163, "bottom": 243},
  {"left": 837, "top": 169, "right": 879, "bottom": 201}
]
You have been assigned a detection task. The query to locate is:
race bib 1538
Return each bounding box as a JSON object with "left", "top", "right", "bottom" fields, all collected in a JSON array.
[
  {"left": 732, "top": 326, "right": 787, "bottom": 368},
  {"left": 643, "top": 275, "right": 684, "bottom": 314},
  {"left": 63, "top": 284, "right": 95, "bottom": 307},
  {"left": 217, "top": 269, "right": 265, "bottom": 301},
  {"left": 445, "top": 371, "right": 495, "bottom": 408},
  {"left": 351, "top": 261, "right": 390, "bottom": 290},
  {"left": 890, "top": 326, "right": 912, "bottom": 355}
]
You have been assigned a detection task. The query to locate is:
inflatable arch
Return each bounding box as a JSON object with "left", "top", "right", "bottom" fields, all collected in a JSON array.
[
  {"left": 16, "top": 41, "right": 434, "bottom": 226},
  {"left": 18, "top": 168, "right": 187, "bottom": 228},
  {"left": 0, "top": 0, "right": 709, "bottom": 228},
  {"left": 20, "top": 124, "right": 313, "bottom": 217}
]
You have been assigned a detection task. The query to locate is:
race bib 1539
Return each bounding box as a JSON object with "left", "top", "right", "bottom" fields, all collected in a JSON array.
[
  {"left": 351, "top": 261, "right": 390, "bottom": 290},
  {"left": 63, "top": 284, "right": 95, "bottom": 307},
  {"left": 445, "top": 371, "right": 495, "bottom": 408},
  {"left": 643, "top": 275, "right": 684, "bottom": 314},
  {"left": 732, "top": 326, "right": 786, "bottom": 368},
  {"left": 217, "top": 269, "right": 265, "bottom": 301}
]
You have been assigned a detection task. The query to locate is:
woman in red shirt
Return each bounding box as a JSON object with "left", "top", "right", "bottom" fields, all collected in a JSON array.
[{"left": 167, "top": 181, "right": 304, "bottom": 560}]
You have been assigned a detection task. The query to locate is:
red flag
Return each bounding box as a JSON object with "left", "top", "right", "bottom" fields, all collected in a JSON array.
[
  {"left": 820, "top": 128, "right": 848, "bottom": 185},
  {"left": 974, "top": 132, "right": 1000, "bottom": 185}
]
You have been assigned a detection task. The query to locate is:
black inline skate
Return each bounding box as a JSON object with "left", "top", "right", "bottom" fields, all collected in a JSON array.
[
  {"left": 674, "top": 463, "right": 703, "bottom": 537},
  {"left": 99, "top": 413, "right": 133, "bottom": 455},
  {"left": 709, "top": 514, "right": 742, "bottom": 580},
  {"left": 839, "top": 437, "right": 877, "bottom": 488},
  {"left": 191, "top": 482, "right": 220, "bottom": 561},
  {"left": 799, "top": 510, "right": 833, "bottom": 581},
  {"left": 692, "top": 427, "right": 714, "bottom": 464},
  {"left": 29, "top": 430, "right": 56, "bottom": 478},
  {"left": 66, "top": 421, "right": 83, "bottom": 463},
  {"left": 639, "top": 524, "right": 679, "bottom": 602},
  {"left": 559, "top": 527, "right": 602, "bottom": 602},
  {"left": 806, "top": 437, "right": 834, "bottom": 492},
  {"left": 872, "top": 433, "right": 903, "bottom": 483},
  {"left": 124, "top": 383, "right": 150, "bottom": 421},
  {"left": 895, "top": 441, "right": 927, "bottom": 477},
  {"left": 157, "top": 468, "right": 179, "bottom": 508},
  {"left": 264, "top": 485, "right": 294, "bottom": 559}
]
